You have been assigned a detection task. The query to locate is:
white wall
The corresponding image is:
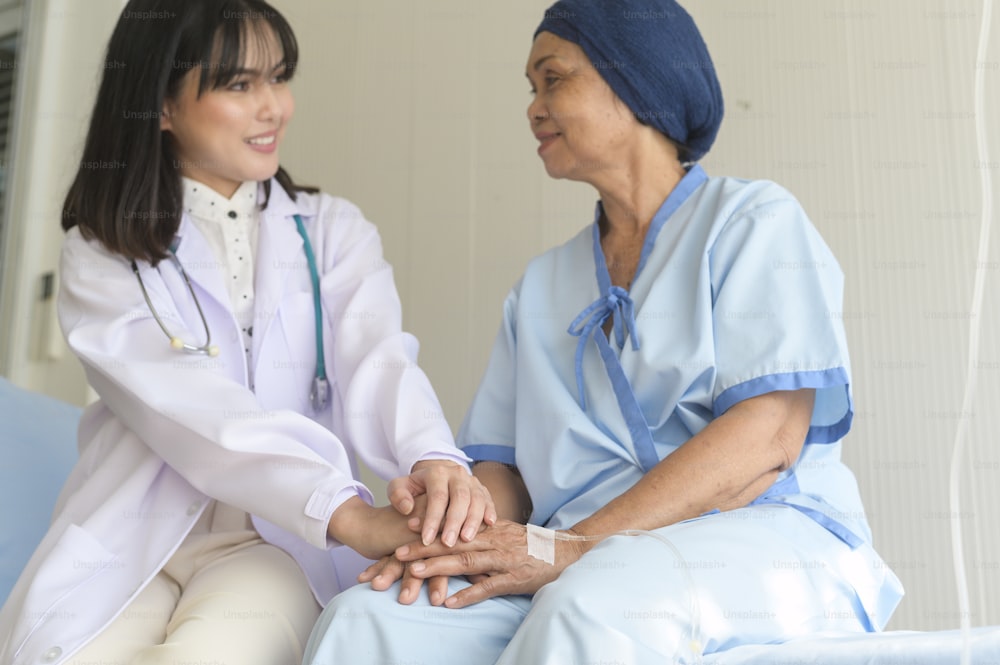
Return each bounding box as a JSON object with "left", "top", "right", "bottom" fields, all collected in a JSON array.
[
  {"left": 0, "top": 0, "right": 122, "bottom": 402},
  {"left": 3, "top": 0, "right": 997, "bottom": 633},
  {"left": 277, "top": 0, "right": 596, "bottom": 426}
]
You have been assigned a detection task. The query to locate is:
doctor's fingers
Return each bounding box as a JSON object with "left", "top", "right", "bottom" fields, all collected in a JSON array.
[
  {"left": 388, "top": 463, "right": 462, "bottom": 546},
  {"left": 395, "top": 565, "right": 430, "bottom": 605},
  {"left": 420, "top": 476, "right": 466, "bottom": 547},
  {"left": 359, "top": 554, "right": 404, "bottom": 588},
  {"left": 388, "top": 564, "right": 449, "bottom": 606},
  {"left": 427, "top": 472, "right": 496, "bottom": 548},
  {"left": 460, "top": 481, "right": 497, "bottom": 541},
  {"left": 426, "top": 575, "right": 450, "bottom": 606},
  {"left": 387, "top": 476, "right": 418, "bottom": 516},
  {"left": 387, "top": 474, "right": 434, "bottom": 517},
  {"left": 418, "top": 462, "right": 490, "bottom": 547},
  {"left": 357, "top": 556, "right": 447, "bottom": 606}
]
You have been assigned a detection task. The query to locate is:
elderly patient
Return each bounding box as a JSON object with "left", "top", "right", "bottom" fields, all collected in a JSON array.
[{"left": 305, "top": 0, "right": 903, "bottom": 662}]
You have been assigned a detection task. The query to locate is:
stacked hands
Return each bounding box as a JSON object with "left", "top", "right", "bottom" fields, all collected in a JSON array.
[{"left": 329, "top": 461, "right": 590, "bottom": 610}]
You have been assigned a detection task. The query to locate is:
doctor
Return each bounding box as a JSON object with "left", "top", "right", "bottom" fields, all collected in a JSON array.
[{"left": 0, "top": 1, "right": 492, "bottom": 663}]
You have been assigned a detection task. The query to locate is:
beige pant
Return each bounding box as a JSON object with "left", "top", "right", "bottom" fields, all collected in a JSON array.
[{"left": 67, "top": 502, "right": 321, "bottom": 665}]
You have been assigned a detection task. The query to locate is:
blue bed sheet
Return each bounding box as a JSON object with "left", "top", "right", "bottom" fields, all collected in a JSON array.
[{"left": 0, "top": 377, "right": 79, "bottom": 605}]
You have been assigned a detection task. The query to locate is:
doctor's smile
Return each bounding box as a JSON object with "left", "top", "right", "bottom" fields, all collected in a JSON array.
[{"left": 246, "top": 131, "right": 278, "bottom": 151}]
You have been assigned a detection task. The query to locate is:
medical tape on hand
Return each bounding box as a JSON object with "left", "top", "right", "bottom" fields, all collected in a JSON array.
[{"left": 525, "top": 523, "right": 556, "bottom": 565}]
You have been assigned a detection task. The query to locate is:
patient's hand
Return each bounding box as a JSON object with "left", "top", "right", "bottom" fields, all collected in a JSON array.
[
  {"left": 388, "top": 460, "right": 497, "bottom": 547},
  {"left": 393, "top": 520, "right": 592, "bottom": 608}
]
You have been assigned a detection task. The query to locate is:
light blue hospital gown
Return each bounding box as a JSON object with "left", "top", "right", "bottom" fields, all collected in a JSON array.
[{"left": 304, "top": 165, "right": 904, "bottom": 664}]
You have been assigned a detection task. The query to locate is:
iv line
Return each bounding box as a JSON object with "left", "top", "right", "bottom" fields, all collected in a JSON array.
[{"left": 950, "top": 1, "right": 994, "bottom": 663}]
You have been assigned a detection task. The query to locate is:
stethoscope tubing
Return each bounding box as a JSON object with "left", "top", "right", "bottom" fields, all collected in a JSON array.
[
  {"left": 131, "top": 252, "right": 218, "bottom": 356},
  {"left": 130, "top": 213, "right": 328, "bottom": 409}
]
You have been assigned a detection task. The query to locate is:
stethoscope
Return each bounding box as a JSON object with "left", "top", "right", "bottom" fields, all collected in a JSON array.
[{"left": 131, "top": 214, "right": 330, "bottom": 411}]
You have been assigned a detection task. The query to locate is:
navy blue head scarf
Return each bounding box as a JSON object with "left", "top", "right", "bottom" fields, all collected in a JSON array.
[{"left": 535, "top": 0, "right": 724, "bottom": 162}]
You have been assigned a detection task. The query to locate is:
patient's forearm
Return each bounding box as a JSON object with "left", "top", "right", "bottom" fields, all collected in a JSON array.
[
  {"left": 572, "top": 389, "right": 814, "bottom": 540},
  {"left": 473, "top": 461, "right": 532, "bottom": 524}
]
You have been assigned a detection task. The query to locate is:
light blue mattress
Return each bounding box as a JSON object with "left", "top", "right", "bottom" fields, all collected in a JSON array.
[{"left": 0, "top": 377, "right": 79, "bottom": 605}]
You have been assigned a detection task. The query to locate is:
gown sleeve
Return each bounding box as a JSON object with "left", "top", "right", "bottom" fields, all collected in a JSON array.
[{"left": 708, "top": 190, "right": 853, "bottom": 444}]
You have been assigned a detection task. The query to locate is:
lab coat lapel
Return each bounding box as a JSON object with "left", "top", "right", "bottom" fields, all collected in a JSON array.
[
  {"left": 253, "top": 185, "right": 305, "bottom": 365},
  {"left": 172, "top": 218, "right": 232, "bottom": 313}
]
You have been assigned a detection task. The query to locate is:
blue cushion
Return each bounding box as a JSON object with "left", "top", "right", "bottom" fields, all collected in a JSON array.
[{"left": 0, "top": 377, "right": 79, "bottom": 605}]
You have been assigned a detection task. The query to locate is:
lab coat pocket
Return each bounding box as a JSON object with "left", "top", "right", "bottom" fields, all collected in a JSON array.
[
  {"left": 265, "top": 292, "right": 321, "bottom": 410},
  {"left": 16, "top": 524, "right": 121, "bottom": 650}
]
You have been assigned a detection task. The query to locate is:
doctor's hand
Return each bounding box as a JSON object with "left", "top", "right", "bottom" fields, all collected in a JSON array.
[
  {"left": 357, "top": 553, "right": 452, "bottom": 606},
  {"left": 393, "top": 520, "right": 593, "bottom": 608},
  {"left": 327, "top": 495, "right": 429, "bottom": 560},
  {"left": 388, "top": 460, "right": 497, "bottom": 548}
]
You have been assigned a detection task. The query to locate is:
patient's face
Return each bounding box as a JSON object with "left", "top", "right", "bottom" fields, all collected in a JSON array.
[{"left": 525, "top": 32, "right": 643, "bottom": 186}]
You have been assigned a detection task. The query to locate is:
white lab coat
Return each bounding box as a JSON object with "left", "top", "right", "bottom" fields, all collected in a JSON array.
[{"left": 0, "top": 181, "right": 467, "bottom": 665}]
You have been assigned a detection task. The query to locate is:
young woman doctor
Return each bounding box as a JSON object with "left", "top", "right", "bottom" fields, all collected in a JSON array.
[{"left": 0, "top": 1, "right": 493, "bottom": 663}]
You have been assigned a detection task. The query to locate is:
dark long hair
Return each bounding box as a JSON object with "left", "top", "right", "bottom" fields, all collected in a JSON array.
[{"left": 62, "top": 0, "right": 317, "bottom": 265}]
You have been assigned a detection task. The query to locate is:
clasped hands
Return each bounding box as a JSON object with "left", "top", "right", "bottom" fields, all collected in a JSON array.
[
  {"left": 328, "top": 459, "right": 494, "bottom": 560},
  {"left": 328, "top": 460, "right": 590, "bottom": 607},
  {"left": 361, "top": 516, "right": 591, "bottom": 609}
]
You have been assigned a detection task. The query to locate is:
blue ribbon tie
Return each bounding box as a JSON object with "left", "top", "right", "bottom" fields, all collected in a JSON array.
[{"left": 567, "top": 285, "right": 640, "bottom": 408}]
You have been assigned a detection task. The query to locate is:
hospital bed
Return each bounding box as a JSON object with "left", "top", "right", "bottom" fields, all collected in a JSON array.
[
  {"left": 708, "top": 628, "right": 1000, "bottom": 663},
  {"left": 2, "top": 376, "right": 999, "bottom": 663}
]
